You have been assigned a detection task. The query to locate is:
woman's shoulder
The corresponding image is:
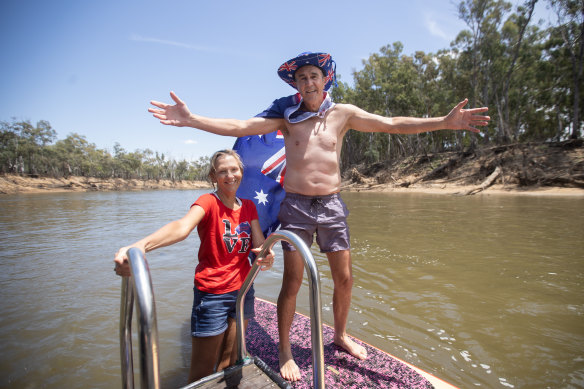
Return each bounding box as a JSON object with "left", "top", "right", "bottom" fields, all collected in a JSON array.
[
  {"left": 193, "top": 192, "right": 217, "bottom": 208},
  {"left": 197, "top": 192, "right": 215, "bottom": 200}
]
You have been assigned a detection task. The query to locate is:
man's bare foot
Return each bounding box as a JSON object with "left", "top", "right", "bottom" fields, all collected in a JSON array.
[
  {"left": 279, "top": 348, "right": 301, "bottom": 382},
  {"left": 334, "top": 333, "right": 368, "bottom": 360}
]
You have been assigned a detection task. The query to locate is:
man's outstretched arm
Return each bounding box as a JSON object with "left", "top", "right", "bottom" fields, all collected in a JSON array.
[
  {"left": 149, "top": 91, "right": 284, "bottom": 137},
  {"left": 346, "top": 99, "right": 490, "bottom": 135}
]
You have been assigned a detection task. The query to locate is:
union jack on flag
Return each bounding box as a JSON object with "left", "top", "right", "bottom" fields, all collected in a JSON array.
[
  {"left": 278, "top": 61, "right": 297, "bottom": 73},
  {"left": 233, "top": 131, "right": 286, "bottom": 237},
  {"left": 326, "top": 68, "right": 335, "bottom": 84},
  {"left": 261, "top": 144, "right": 286, "bottom": 186},
  {"left": 318, "top": 53, "right": 331, "bottom": 67}
]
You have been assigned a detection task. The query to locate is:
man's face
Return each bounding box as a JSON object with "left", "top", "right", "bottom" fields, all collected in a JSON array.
[{"left": 294, "top": 65, "right": 326, "bottom": 106}]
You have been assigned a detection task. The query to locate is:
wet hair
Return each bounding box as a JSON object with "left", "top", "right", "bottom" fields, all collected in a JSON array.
[{"left": 207, "top": 149, "right": 244, "bottom": 183}]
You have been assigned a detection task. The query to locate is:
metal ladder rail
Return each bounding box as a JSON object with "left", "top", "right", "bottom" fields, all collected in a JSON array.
[
  {"left": 235, "top": 230, "right": 325, "bottom": 389},
  {"left": 120, "top": 247, "right": 160, "bottom": 389},
  {"left": 119, "top": 231, "right": 325, "bottom": 389}
]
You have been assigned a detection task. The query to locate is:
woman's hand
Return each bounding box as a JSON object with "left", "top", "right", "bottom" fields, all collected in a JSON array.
[
  {"left": 113, "top": 246, "right": 139, "bottom": 277},
  {"left": 252, "top": 247, "right": 275, "bottom": 271}
]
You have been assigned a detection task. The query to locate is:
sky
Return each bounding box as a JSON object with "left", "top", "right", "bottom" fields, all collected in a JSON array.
[{"left": 0, "top": 0, "right": 552, "bottom": 162}]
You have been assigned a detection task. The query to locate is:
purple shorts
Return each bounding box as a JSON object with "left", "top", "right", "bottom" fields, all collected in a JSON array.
[{"left": 277, "top": 192, "right": 350, "bottom": 253}]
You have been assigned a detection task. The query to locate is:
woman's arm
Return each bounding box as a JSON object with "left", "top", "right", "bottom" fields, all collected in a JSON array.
[{"left": 114, "top": 205, "right": 205, "bottom": 276}]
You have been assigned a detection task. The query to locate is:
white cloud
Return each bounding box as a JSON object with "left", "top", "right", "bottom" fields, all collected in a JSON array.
[
  {"left": 184, "top": 139, "right": 198, "bottom": 145},
  {"left": 129, "top": 34, "right": 221, "bottom": 53},
  {"left": 425, "top": 16, "right": 450, "bottom": 41}
]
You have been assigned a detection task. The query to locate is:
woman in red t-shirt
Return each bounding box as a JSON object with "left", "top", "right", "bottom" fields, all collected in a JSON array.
[{"left": 114, "top": 149, "right": 273, "bottom": 383}]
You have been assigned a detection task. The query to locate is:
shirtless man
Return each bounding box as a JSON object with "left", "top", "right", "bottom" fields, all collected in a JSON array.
[{"left": 149, "top": 51, "right": 490, "bottom": 382}]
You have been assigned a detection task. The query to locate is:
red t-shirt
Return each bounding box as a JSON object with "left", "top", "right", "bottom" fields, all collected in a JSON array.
[{"left": 192, "top": 193, "right": 259, "bottom": 293}]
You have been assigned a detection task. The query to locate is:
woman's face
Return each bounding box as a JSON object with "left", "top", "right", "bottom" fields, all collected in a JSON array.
[{"left": 211, "top": 154, "right": 242, "bottom": 195}]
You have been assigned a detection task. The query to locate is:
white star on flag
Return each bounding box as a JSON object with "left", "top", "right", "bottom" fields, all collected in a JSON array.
[{"left": 254, "top": 189, "right": 269, "bottom": 205}]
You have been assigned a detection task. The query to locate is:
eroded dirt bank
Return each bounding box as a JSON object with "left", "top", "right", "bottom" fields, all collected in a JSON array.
[{"left": 341, "top": 140, "right": 584, "bottom": 196}]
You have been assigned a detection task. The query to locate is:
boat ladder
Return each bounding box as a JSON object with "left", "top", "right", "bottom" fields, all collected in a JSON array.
[{"left": 119, "top": 230, "right": 325, "bottom": 389}]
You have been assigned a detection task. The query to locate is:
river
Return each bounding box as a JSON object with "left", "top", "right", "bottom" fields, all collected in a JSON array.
[{"left": 0, "top": 190, "right": 582, "bottom": 388}]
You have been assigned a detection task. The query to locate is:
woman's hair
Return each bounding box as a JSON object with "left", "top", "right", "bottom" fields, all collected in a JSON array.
[{"left": 208, "top": 149, "right": 244, "bottom": 182}]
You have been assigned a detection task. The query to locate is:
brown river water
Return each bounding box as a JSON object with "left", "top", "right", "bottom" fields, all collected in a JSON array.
[{"left": 0, "top": 190, "right": 582, "bottom": 388}]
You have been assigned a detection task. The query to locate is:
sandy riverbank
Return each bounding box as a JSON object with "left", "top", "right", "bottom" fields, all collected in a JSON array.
[
  {"left": 1, "top": 174, "right": 582, "bottom": 197},
  {"left": 341, "top": 181, "right": 584, "bottom": 197},
  {"left": 0, "top": 175, "right": 211, "bottom": 195}
]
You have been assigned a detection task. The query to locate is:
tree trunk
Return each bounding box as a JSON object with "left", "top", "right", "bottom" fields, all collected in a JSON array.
[
  {"left": 460, "top": 166, "right": 502, "bottom": 195},
  {"left": 570, "top": 6, "right": 583, "bottom": 139}
]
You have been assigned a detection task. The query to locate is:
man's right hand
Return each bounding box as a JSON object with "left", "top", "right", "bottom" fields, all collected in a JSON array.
[{"left": 149, "top": 91, "right": 193, "bottom": 127}]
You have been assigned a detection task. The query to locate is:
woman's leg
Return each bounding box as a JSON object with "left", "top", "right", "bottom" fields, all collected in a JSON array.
[
  {"left": 188, "top": 333, "right": 224, "bottom": 383},
  {"left": 215, "top": 317, "right": 250, "bottom": 372}
]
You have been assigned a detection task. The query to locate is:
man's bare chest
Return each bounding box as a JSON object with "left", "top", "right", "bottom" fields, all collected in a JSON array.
[{"left": 284, "top": 115, "right": 344, "bottom": 152}]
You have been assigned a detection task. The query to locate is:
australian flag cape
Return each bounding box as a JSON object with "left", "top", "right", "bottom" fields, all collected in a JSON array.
[{"left": 232, "top": 95, "right": 296, "bottom": 237}]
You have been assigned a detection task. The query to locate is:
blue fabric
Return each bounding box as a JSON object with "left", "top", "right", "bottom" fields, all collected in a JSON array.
[
  {"left": 191, "top": 286, "right": 255, "bottom": 337},
  {"left": 256, "top": 92, "right": 335, "bottom": 124},
  {"left": 233, "top": 131, "right": 286, "bottom": 237},
  {"left": 255, "top": 94, "right": 299, "bottom": 119}
]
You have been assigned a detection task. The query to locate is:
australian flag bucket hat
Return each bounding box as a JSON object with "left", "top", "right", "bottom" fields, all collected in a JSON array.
[{"left": 277, "top": 52, "right": 337, "bottom": 91}]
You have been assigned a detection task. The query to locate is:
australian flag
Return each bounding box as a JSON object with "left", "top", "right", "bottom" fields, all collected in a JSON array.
[{"left": 233, "top": 130, "right": 286, "bottom": 237}]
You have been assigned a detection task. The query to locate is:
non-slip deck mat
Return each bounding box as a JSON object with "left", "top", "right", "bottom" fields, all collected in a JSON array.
[{"left": 246, "top": 298, "right": 434, "bottom": 389}]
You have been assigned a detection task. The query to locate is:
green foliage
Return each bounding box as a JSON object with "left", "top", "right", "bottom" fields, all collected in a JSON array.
[
  {"left": 0, "top": 120, "right": 210, "bottom": 180},
  {"left": 0, "top": 119, "right": 57, "bottom": 175},
  {"left": 334, "top": 0, "right": 582, "bottom": 170}
]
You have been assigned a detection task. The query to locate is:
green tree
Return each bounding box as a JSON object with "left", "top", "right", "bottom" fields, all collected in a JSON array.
[
  {"left": 548, "top": 0, "right": 584, "bottom": 139},
  {"left": 52, "top": 133, "right": 92, "bottom": 176},
  {"left": 495, "top": 0, "right": 538, "bottom": 142},
  {"left": 454, "top": 0, "right": 513, "bottom": 145},
  {"left": 0, "top": 120, "right": 57, "bottom": 175},
  {"left": 0, "top": 121, "right": 19, "bottom": 173}
]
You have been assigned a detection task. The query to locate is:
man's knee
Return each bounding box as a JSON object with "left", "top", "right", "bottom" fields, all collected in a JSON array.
[
  {"left": 279, "top": 251, "right": 304, "bottom": 296},
  {"left": 333, "top": 272, "right": 353, "bottom": 290},
  {"left": 326, "top": 250, "right": 353, "bottom": 289},
  {"left": 280, "top": 271, "right": 303, "bottom": 295}
]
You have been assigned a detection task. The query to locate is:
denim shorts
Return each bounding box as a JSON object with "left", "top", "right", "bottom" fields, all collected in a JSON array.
[
  {"left": 190, "top": 286, "right": 255, "bottom": 337},
  {"left": 277, "top": 192, "right": 351, "bottom": 253}
]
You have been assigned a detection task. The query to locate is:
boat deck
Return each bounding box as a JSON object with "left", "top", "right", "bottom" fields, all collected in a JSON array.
[{"left": 247, "top": 298, "right": 449, "bottom": 389}]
